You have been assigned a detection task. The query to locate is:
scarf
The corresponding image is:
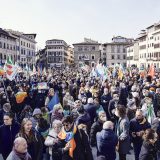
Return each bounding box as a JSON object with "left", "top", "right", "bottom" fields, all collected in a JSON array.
[
  {"left": 13, "top": 148, "right": 32, "bottom": 160},
  {"left": 58, "top": 125, "right": 77, "bottom": 158}
]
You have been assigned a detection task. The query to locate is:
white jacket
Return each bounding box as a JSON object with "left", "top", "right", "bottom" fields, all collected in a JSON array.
[{"left": 44, "top": 128, "right": 58, "bottom": 155}]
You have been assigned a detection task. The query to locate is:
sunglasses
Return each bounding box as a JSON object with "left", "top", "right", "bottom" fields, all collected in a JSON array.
[{"left": 63, "top": 123, "right": 72, "bottom": 127}]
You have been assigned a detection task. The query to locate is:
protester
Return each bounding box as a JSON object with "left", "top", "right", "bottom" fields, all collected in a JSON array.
[
  {"left": 7, "top": 137, "right": 32, "bottom": 160},
  {"left": 84, "top": 98, "right": 97, "bottom": 124},
  {"left": 45, "top": 120, "right": 62, "bottom": 160},
  {"left": 0, "top": 103, "right": 12, "bottom": 125},
  {"left": 54, "top": 115, "right": 93, "bottom": 160},
  {"left": 17, "top": 118, "right": 43, "bottom": 160},
  {"left": 96, "top": 121, "right": 118, "bottom": 160},
  {"left": 30, "top": 108, "right": 42, "bottom": 128},
  {"left": 90, "top": 111, "right": 106, "bottom": 147},
  {"left": 0, "top": 112, "right": 20, "bottom": 160},
  {"left": 139, "top": 129, "right": 158, "bottom": 160},
  {"left": 130, "top": 110, "right": 151, "bottom": 160},
  {"left": 115, "top": 105, "right": 130, "bottom": 160},
  {"left": 1, "top": 63, "right": 160, "bottom": 160}
]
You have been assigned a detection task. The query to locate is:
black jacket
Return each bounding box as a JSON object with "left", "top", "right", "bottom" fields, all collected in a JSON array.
[
  {"left": 139, "top": 141, "right": 157, "bottom": 160},
  {"left": 52, "top": 128, "right": 93, "bottom": 160},
  {"left": 90, "top": 119, "right": 103, "bottom": 146},
  {"left": 0, "top": 121, "right": 20, "bottom": 159}
]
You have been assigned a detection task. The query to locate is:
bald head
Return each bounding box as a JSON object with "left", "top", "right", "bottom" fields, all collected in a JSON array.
[
  {"left": 14, "top": 137, "right": 28, "bottom": 154},
  {"left": 103, "top": 121, "right": 114, "bottom": 130},
  {"left": 135, "top": 110, "right": 144, "bottom": 121}
]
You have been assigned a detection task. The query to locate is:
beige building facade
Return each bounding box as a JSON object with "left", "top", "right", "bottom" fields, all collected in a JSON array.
[
  {"left": 6, "top": 29, "right": 37, "bottom": 69},
  {"left": 73, "top": 38, "right": 101, "bottom": 68},
  {"left": 126, "top": 41, "right": 139, "bottom": 67},
  {"left": 137, "top": 22, "right": 160, "bottom": 69},
  {"left": 102, "top": 36, "right": 134, "bottom": 67},
  {"left": 0, "top": 28, "right": 17, "bottom": 65},
  {"left": 46, "top": 39, "right": 68, "bottom": 68}
]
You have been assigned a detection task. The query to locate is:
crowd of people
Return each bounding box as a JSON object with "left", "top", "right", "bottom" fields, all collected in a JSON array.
[{"left": 0, "top": 67, "right": 160, "bottom": 160}]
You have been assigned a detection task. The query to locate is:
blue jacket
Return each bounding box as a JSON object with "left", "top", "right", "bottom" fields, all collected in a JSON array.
[
  {"left": 96, "top": 129, "right": 118, "bottom": 160},
  {"left": 0, "top": 121, "right": 20, "bottom": 159},
  {"left": 84, "top": 103, "right": 97, "bottom": 124}
]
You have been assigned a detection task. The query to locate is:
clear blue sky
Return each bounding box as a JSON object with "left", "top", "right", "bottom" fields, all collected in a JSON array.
[{"left": 0, "top": 0, "right": 160, "bottom": 48}]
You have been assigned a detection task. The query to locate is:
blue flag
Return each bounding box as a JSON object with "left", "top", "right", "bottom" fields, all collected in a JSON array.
[{"left": 48, "top": 92, "right": 60, "bottom": 110}]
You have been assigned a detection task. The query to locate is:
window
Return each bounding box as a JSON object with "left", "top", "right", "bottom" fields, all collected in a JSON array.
[
  {"left": 4, "top": 55, "right": 6, "bottom": 60},
  {"left": 111, "top": 55, "right": 114, "bottom": 59},
  {"left": 78, "top": 46, "right": 83, "bottom": 51},
  {"left": 117, "top": 46, "right": 120, "bottom": 53},
  {"left": 91, "top": 46, "right": 95, "bottom": 51},
  {"left": 103, "top": 52, "right": 106, "bottom": 56},
  {"left": 79, "top": 56, "right": 81, "bottom": 60},
  {"left": 123, "top": 55, "right": 126, "bottom": 59},
  {"left": 0, "top": 42, "right": 2, "bottom": 48},
  {"left": 92, "top": 55, "right": 95, "bottom": 60},
  {"left": 111, "top": 46, "right": 115, "bottom": 53},
  {"left": 84, "top": 47, "right": 88, "bottom": 51},
  {"left": 91, "top": 63, "right": 95, "bottom": 67},
  {"left": 117, "top": 55, "right": 120, "bottom": 59}
]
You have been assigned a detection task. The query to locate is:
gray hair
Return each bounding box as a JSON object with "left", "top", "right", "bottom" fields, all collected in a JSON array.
[
  {"left": 52, "top": 119, "right": 62, "bottom": 128},
  {"left": 103, "top": 121, "right": 114, "bottom": 130}
]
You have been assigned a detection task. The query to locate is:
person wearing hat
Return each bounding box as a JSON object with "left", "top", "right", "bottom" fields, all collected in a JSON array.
[
  {"left": 30, "top": 108, "right": 42, "bottom": 128},
  {"left": 76, "top": 105, "right": 91, "bottom": 135}
]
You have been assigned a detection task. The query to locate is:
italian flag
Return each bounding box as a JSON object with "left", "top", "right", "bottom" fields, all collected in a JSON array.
[{"left": 4, "top": 57, "right": 18, "bottom": 81}]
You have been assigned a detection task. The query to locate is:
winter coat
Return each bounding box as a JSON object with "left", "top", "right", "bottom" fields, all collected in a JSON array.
[
  {"left": 76, "top": 113, "right": 91, "bottom": 134},
  {"left": 0, "top": 121, "right": 20, "bottom": 159},
  {"left": 84, "top": 103, "right": 97, "bottom": 124},
  {"left": 119, "top": 87, "right": 128, "bottom": 106},
  {"left": 96, "top": 129, "right": 118, "bottom": 160},
  {"left": 0, "top": 109, "right": 6, "bottom": 126},
  {"left": 90, "top": 119, "right": 103, "bottom": 146},
  {"left": 30, "top": 117, "right": 39, "bottom": 129},
  {"left": 17, "top": 130, "right": 43, "bottom": 160},
  {"left": 108, "top": 99, "right": 119, "bottom": 121},
  {"left": 45, "top": 128, "right": 59, "bottom": 155},
  {"left": 100, "top": 94, "right": 112, "bottom": 117},
  {"left": 116, "top": 117, "right": 130, "bottom": 154},
  {"left": 63, "top": 95, "right": 74, "bottom": 107},
  {"left": 52, "top": 128, "right": 93, "bottom": 160},
  {"left": 139, "top": 141, "right": 157, "bottom": 160},
  {"left": 6, "top": 150, "right": 32, "bottom": 160},
  {"left": 130, "top": 118, "right": 151, "bottom": 144}
]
